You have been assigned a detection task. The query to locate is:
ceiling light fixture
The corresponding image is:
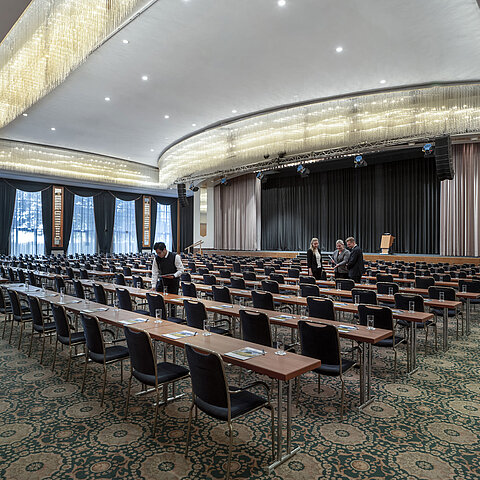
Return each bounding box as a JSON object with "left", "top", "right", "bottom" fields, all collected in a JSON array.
[
  {"left": 150, "top": 149, "right": 154, "bottom": 152},
  {"left": 104, "top": 97, "right": 111, "bottom": 101},
  {"left": 192, "top": 123, "right": 197, "bottom": 127},
  {"left": 380, "top": 79, "right": 386, "bottom": 84},
  {"left": 122, "top": 39, "right": 129, "bottom": 44},
  {"left": 336, "top": 46, "right": 343, "bottom": 53},
  {"left": 22, "top": 113, "right": 28, "bottom": 117},
  {"left": 50, "top": 127, "right": 56, "bottom": 131},
  {"left": 231, "top": 109, "right": 237, "bottom": 114},
  {"left": 164, "top": 115, "right": 170, "bottom": 119},
  {"left": 142, "top": 75, "right": 148, "bottom": 81},
  {"left": 278, "top": 0, "right": 286, "bottom": 6}
]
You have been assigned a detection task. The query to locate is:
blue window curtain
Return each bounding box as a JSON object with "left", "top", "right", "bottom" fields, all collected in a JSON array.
[
  {"left": 68, "top": 196, "right": 96, "bottom": 255},
  {"left": 154, "top": 203, "right": 172, "bottom": 250},
  {"left": 112, "top": 199, "right": 137, "bottom": 253},
  {"left": 10, "top": 190, "right": 45, "bottom": 256}
]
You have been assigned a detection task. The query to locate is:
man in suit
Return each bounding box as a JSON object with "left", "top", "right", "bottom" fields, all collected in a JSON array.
[{"left": 346, "top": 236, "right": 364, "bottom": 284}]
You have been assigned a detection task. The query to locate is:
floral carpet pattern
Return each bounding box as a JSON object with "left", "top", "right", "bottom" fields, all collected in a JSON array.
[{"left": 0, "top": 310, "right": 479, "bottom": 480}]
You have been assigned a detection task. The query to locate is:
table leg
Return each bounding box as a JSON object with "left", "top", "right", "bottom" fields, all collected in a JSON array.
[
  {"left": 359, "top": 342, "right": 374, "bottom": 409},
  {"left": 466, "top": 299, "right": 471, "bottom": 335},
  {"left": 407, "top": 321, "right": 418, "bottom": 375},
  {"left": 359, "top": 343, "right": 365, "bottom": 405},
  {"left": 443, "top": 307, "right": 448, "bottom": 351}
]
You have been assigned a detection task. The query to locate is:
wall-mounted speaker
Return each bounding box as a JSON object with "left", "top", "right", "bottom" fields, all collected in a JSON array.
[
  {"left": 177, "top": 183, "right": 189, "bottom": 207},
  {"left": 435, "top": 136, "right": 455, "bottom": 181}
]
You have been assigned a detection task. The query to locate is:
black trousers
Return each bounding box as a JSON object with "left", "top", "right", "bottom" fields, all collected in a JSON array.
[
  {"left": 335, "top": 272, "right": 349, "bottom": 279},
  {"left": 156, "top": 277, "right": 180, "bottom": 316},
  {"left": 350, "top": 275, "right": 362, "bottom": 284},
  {"left": 312, "top": 269, "right": 323, "bottom": 280}
]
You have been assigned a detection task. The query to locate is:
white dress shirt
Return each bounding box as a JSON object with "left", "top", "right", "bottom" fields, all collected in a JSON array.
[{"left": 151, "top": 251, "right": 185, "bottom": 286}]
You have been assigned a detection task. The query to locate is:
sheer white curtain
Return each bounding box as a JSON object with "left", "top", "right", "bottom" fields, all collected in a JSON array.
[
  {"left": 10, "top": 190, "right": 45, "bottom": 256},
  {"left": 214, "top": 174, "right": 261, "bottom": 250},
  {"left": 440, "top": 143, "right": 480, "bottom": 256},
  {"left": 112, "top": 199, "right": 137, "bottom": 253},
  {"left": 68, "top": 195, "right": 96, "bottom": 255},
  {"left": 155, "top": 203, "right": 172, "bottom": 250}
]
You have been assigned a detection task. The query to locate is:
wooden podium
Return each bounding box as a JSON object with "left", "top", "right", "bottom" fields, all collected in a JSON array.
[{"left": 380, "top": 234, "right": 395, "bottom": 254}]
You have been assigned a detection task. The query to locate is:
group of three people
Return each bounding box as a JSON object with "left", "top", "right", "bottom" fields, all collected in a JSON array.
[{"left": 307, "top": 236, "right": 365, "bottom": 283}]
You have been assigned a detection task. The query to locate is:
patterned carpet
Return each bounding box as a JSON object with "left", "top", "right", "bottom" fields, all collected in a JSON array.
[{"left": 1, "top": 309, "right": 480, "bottom": 480}]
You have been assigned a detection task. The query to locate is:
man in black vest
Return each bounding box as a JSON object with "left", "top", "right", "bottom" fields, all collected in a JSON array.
[
  {"left": 346, "top": 236, "right": 365, "bottom": 284},
  {"left": 151, "top": 242, "right": 184, "bottom": 315}
]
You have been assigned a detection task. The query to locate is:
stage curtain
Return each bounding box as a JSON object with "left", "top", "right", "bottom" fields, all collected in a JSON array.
[
  {"left": 440, "top": 143, "right": 480, "bottom": 256},
  {"left": 93, "top": 192, "right": 116, "bottom": 254},
  {"left": 180, "top": 200, "right": 194, "bottom": 252},
  {"left": 261, "top": 157, "right": 440, "bottom": 254},
  {"left": 214, "top": 174, "right": 260, "bottom": 250},
  {"left": 0, "top": 180, "right": 16, "bottom": 255}
]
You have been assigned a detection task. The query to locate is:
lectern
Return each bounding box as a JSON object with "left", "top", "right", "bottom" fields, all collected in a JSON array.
[{"left": 380, "top": 234, "right": 395, "bottom": 254}]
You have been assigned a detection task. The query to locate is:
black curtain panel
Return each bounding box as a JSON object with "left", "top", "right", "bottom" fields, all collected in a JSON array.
[
  {"left": 261, "top": 155, "right": 440, "bottom": 254},
  {"left": 170, "top": 200, "right": 178, "bottom": 252},
  {"left": 93, "top": 192, "right": 116, "bottom": 254},
  {"left": 0, "top": 181, "right": 16, "bottom": 255},
  {"left": 180, "top": 200, "right": 194, "bottom": 252},
  {"left": 63, "top": 188, "right": 74, "bottom": 253}
]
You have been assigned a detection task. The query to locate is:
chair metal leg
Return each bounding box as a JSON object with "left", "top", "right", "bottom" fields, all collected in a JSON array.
[
  {"left": 52, "top": 339, "right": 58, "bottom": 371},
  {"left": 393, "top": 347, "right": 397, "bottom": 381},
  {"left": 40, "top": 334, "right": 46, "bottom": 365},
  {"left": 124, "top": 374, "right": 133, "bottom": 419},
  {"left": 317, "top": 374, "right": 321, "bottom": 393},
  {"left": 226, "top": 421, "right": 233, "bottom": 480},
  {"left": 269, "top": 406, "right": 275, "bottom": 460},
  {"left": 1, "top": 314, "right": 7, "bottom": 339},
  {"left": 101, "top": 365, "right": 107, "bottom": 406},
  {"left": 18, "top": 321, "right": 25, "bottom": 349},
  {"left": 185, "top": 400, "right": 195, "bottom": 457},
  {"left": 340, "top": 375, "right": 345, "bottom": 422},
  {"left": 28, "top": 327, "right": 34, "bottom": 357},
  {"left": 153, "top": 387, "right": 160, "bottom": 436},
  {"left": 66, "top": 346, "right": 72, "bottom": 381},
  {"left": 81, "top": 351, "right": 89, "bottom": 393}
]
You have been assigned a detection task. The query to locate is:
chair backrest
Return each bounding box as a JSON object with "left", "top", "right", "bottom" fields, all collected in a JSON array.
[
  {"left": 300, "top": 283, "right": 320, "bottom": 298},
  {"left": 299, "top": 275, "right": 315, "bottom": 285},
  {"left": 288, "top": 268, "right": 300, "bottom": 278},
  {"left": 72, "top": 279, "right": 85, "bottom": 299},
  {"left": 298, "top": 321, "right": 340, "bottom": 366},
  {"left": 261, "top": 279, "right": 280, "bottom": 294},
  {"left": 203, "top": 274, "right": 217, "bottom": 286},
  {"left": 264, "top": 266, "right": 275, "bottom": 276},
  {"left": 230, "top": 277, "right": 246, "bottom": 289},
  {"left": 55, "top": 276, "right": 66, "bottom": 292},
  {"left": 183, "top": 299, "right": 207, "bottom": 329},
  {"left": 335, "top": 279, "right": 355, "bottom": 291},
  {"left": 8, "top": 268, "right": 16, "bottom": 281},
  {"left": 66, "top": 267, "right": 74, "bottom": 279},
  {"left": 79, "top": 269, "right": 89, "bottom": 280},
  {"left": 239, "top": 310, "right": 272, "bottom": 347},
  {"left": 28, "top": 295, "right": 44, "bottom": 327},
  {"left": 306, "top": 296, "right": 335, "bottom": 321},
  {"left": 251, "top": 290, "right": 275, "bottom": 311},
  {"left": 146, "top": 292, "right": 167, "bottom": 319},
  {"left": 124, "top": 327, "right": 156, "bottom": 378},
  {"left": 80, "top": 314, "right": 105, "bottom": 356},
  {"left": 212, "top": 285, "right": 232, "bottom": 304},
  {"left": 0, "top": 288, "right": 7, "bottom": 312},
  {"left": 185, "top": 344, "right": 229, "bottom": 409},
  {"left": 357, "top": 304, "right": 393, "bottom": 331},
  {"left": 415, "top": 276, "right": 435, "bottom": 289},
  {"left": 376, "top": 273, "right": 393, "bottom": 283},
  {"left": 180, "top": 272, "right": 192, "bottom": 283},
  {"left": 198, "top": 267, "right": 209, "bottom": 275},
  {"left": 219, "top": 269, "right": 231, "bottom": 278},
  {"left": 459, "top": 279, "right": 480, "bottom": 293},
  {"left": 96, "top": 263, "right": 104, "bottom": 271},
  {"left": 243, "top": 271, "right": 256, "bottom": 281},
  {"left": 232, "top": 262, "right": 241, "bottom": 273},
  {"left": 28, "top": 271, "right": 37, "bottom": 286},
  {"left": 428, "top": 286, "right": 456, "bottom": 301},
  {"left": 132, "top": 275, "right": 144, "bottom": 289},
  {"left": 181, "top": 282, "right": 197, "bottom": 298},
  {"left": 270, "top": 273, "right": 284, "bottom": 284},
  {"left": 116, "top": 288, "right": 133, "bottom": 311},
  {"left": 394, "top": 293, "right": 424, "bottom": 312},
  {"left": 115, "top": 273, "right": 126, "bottom": 286},
  {"left": 351, "top": 288, "right": 377, "bottom": 305},
  {"left": 51, "top": 304, "right": 71, "bottom": 338},
  {"left": 18, "top": 269, "right": 26, "bottom": 283},
  {"left": 93, "top": 283, "right": 108, "bottom": 305},
  {"left": 123, "top": 266, "right": 132, "bottom": 277},
  {"left": 187, "top": 262, "right": 196, "bottom": 273},
  {"left": 376, "top": 282, "right": 399, "bottom": 295}
]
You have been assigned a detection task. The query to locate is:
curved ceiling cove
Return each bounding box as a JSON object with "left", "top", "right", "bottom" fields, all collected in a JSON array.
[{"left": 158, "top": 83, "right": 480, "bottom": 187}]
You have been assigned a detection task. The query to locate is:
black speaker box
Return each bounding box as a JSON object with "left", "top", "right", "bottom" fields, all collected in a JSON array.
[
  {"left": 177, "top": 183, "right": 189, "bottom": 207},
  {"left": 435, "top": 136, "right": 455, "bottom": 181}
]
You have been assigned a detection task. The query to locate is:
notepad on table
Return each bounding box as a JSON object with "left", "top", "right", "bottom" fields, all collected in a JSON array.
[
  {"left": 225, "top": 347, "right": 265, "bottom": 360},
  {"left": 337, "top": 324, "right": 358, "bottom": 332},
  {"left": 81, "top": 307, "right": 109, "bottom": 313},
  {"left": 118, "top": 318, "right": 148, "bottom": 325},
  {"left": 162, "top": 330, "right": 197, "bottom": 339},
  {"left": 211, "top": 304, "right": 234, "bottom": 309}
]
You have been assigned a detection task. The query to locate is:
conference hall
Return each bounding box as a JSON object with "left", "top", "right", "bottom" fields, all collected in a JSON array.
[{"left": 0, "top": 1, "right": 479, "bottom": 479}]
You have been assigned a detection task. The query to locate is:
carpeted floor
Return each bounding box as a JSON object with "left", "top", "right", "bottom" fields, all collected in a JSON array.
[{"left": 0, "top": 309, "right": 479, "bottom": 480}]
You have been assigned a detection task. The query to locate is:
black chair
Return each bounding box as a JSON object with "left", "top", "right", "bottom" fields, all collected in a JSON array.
[
  {"left": 198, "top": 267, "right": 209, "bottom": 275},
  {"left": 298, "top": 321, "right": 355, "bottom": 420},
  {"left": 335, "top": 279, "right": 355, "bottom": 291},
  {"left": 18, "top": 269, "right": 26, "bottom": 283},
  {"left": 376, "top": 282, "right": 399, "bottom": 296},
  {"left": 219, "top": 269, "right": 231, "bottom": 279},
  {"left": 123, "top": 266, "right": 132, "bottom": 277},
  {"left": 299, "top": 275, "right": 316, "bottom": 285},
  {"left": 115, "top": 273, "right": 126, "bottom": 286},
  {"left": 232, "top": 262, "right": 241, "bottom": 273},
  {"left": 7, "top": 289, "right": 32, "bottom": 349},
  {"left": 351, "top": 288, "right": 377, "bottom": 305},
  {"left": 80, "top": 314, "right": 129, "bottom": 406},
  {"left": 0, "top": 288, "right": 12, "bottom": 339},
  {"left": 181, "top": 282, "right": 198, "bottom": 298},
  {"left": 51, "top": 304, "right": 86, "bottom": 380},
  {"left": 358, "top": 305, "right": 405, "bottom": 380},
  {"left": 93, "top": 283, "right": 109, "bottom": 305},
  {"left": 459, "top": 280, "right": 480, "bottom": 306},
  {"left": 146, "top": 292, "right": 184, "bottom": 324},
  {"left": 307, "top": 297, "right": 335, "bottom": 321},
  {"left": 264, "top": 266, "right": 275, "bottom": 276},
  {"left": 116, "top": 288, "right": 149, "bottom": 315},
  {"left": 243, "top": 271, "right": 256, "bottom": 282},
  {"left": 183, "top": 299, "right": 229, "bottom": 335},
  {"left": 251, "top": 290, "right": 275, "bottom": 311},
  {"left": 187, "top": 262, "right": 196, "bottom": 273},
  {"left": 72, "top": 279, "right": 86, "bottom": 299},
  {"left": 180, "top": 272, "right": 192, "bottom": 283},
  {"left": 428, "top": 286, "right": 461, "bottom": 340},
  {"left": 184, "top": 344, "right": 274, "bottom": 480},
  {"left": 79, "top": 269, "right": 89, "bottom": 280},
  {"left": 203, "top": 274, "right": 217, "bottom": 286},
  {"left": 230, "top": 277, "right": 246, "bottom": 290},
  {"left": 288, "top": 268, "right": 300, "bottom": 279},
  {"left": 212, "top": 285, "right": 232, "bottom": 304},
  {"left": 376, "top": 273, "right": 393, "bottom": 283},
  {"left": 55, "top": 276, "right": 66, "bottom": 293},
  {"left": 123, "top": 327, "right": 189, "bottom": 435},
  {"left": 261, "top": 279, "right": 280, "bottom": 294},
  {"left": 299, "top": 283, "right": 320, "bottom": 298},
  {"left": 239, "top": 310, "right": 273, "bottom": 347},
  {"left": 132, "top": 275, "right": 145, "bottom": 289},
  {"left": 66, "top": 267, "right": 75, "bottom": 280},
  {"left": 8, "top": 268, "right": 16, "bottom": 282},
  {"left": 27, "top": 296, "right": 56, "bottom": 364},
  {"left": 415, "top": 276, "right": 435, "bottom": 291},
  {"left": 27, "top": 271, "right": 37, "bottom": 287},
  {"left": 270, "top": 273, "right": 284, "bottom": 284}
]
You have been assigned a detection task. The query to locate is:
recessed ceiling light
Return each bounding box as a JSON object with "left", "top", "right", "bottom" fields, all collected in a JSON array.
[
  {"left": 472, "top": 137, "right": 478, "bottom": 141},
  {"left": 122, "top": 39, "right": 129, "bottom": 44},
  {"left": 232, "top": 109, "right": 237, "bottom": 114},
  {"left": 150, "top": 148, "right": 155, "bottom": 152},
  {"left": 142, "top": 75, "right": 148, "bottom": 81},
  {"left": 164, "top": 114, "right": 170, "bottom": 119},
  {"left": 50, "top": 127, "right": 56, "bottom": 131},
  {"left": 278, "top": 0, "right": 286, "bottom": 6},
  {"left": 336, "top": 46, "right": 343, "bottom": 53},
  {"left": 192, "top": 123, "right": 197, "bottom": 127},
  {"left": 22, "top": 113, "right": 28, "bottom": 116},
  {"left": 380, "top": 79, "right": 386, "bottom": 84},
  {"left": 104, "top": 97, "right": 110, "bottom": 101}
]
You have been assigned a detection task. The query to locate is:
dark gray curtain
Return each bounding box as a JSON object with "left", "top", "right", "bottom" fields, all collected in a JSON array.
[
  {"left": 0, "top": 181, "right": 16, "bottom": 255},
  {"left": 180, "top": 200, "right": 194, "bottom": 252},
  {"left": 261, "top": 155, "right": 440, "bottom": 254},
  {"left": 93, "top": 192, "right": 116, "bottom": 254}
]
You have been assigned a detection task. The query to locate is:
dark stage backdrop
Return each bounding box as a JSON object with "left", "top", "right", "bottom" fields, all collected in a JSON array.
[{"left": 261, "top": 155, "right": 440, "bottom": 254}]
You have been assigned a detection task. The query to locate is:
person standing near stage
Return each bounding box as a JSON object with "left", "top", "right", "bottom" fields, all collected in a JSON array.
[
  {"left": 307, "top": 237, "right": 323, "bottom": 280},
  {"left": 151, "top": 242, "right": 184, "bottom": 313},
  {"left": 332, "top": 239, "right": 350, "bottom": 279},
  {"left": 345, "top": 236, "right": 364, "bottom": 284}
]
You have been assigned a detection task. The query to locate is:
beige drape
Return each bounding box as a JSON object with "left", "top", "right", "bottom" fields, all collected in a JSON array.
[
  {"left": 214, "top": 174, "right": 261, "bottom": 250},
  {"left": 440, "top": 143, "right": 480, "bottom": 256}
]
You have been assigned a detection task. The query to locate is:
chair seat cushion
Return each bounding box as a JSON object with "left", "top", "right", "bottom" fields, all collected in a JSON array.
[
  {"left": 133, "top": 362, "right": 189, "bottom": 386},
  {"left": 195, "top": 387, "right": 267, "bottom": 421},
  {"left": 167, "top": 316, "right": 185, "bottom": 324},
  {"left": 430, "top": 308, "right": 457, "bottom": 317},
  {"left": 376, "top": 335, "right": 404, "bottom": 348},
  {"left": 133, "top": 309, "right": 150, "bottom": 316},
  {"left": 397, "top": 319, "right": 434, "bottom": 328},
  {"left": 59, "top": 331, "right": 86, "bottom": 345},
  {"left": 90, "top": 345, "right": 129, "bottom": 363},
  {"left": 210, "top": 325, "right": 230, "bottom": 335},
  {"left": 33, "top": 321, "right": 56, "bottom": 333},
  {"left": 314, "top": 359, "right": 356, "bottom": 376}
]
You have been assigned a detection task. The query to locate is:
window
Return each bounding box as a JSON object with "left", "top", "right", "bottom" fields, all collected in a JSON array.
[
  {"left": 68, "top": 196, "right": 96, "bottom": 255},
  {"left": 155, "top": 203, "right": 172, "bottom": 250},
  {"left": 10, "top": 190, "right": 45, "bottom": 256},
  {"left": 112, "top": 199, "right": 137, "bottom": 253}
]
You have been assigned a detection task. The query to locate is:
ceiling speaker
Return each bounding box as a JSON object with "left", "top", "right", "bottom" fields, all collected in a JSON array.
[
  {"left": 434, "top": 136, "right": 455, "bottom": 181},
  {"left": 177, "top": 183, "right": 189, "bottom": 207}
]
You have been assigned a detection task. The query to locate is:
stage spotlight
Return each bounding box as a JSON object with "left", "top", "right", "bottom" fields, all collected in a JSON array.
[
  {"left": 220, "top": 177, "right": 228, "bottom": 186},
  {"left": 422, "top": 143, "right": 434, "bottom": 156},
  {"left": 297, "top": 164, "right": 310, "bottom": 177},
  {"left": 189, "top": 182, "right": 199, "bottom": 192},
  {"left": 354, "top": 155, "right": 367, "bottom": 168},
  {"left": 256, "top": 172, "right": 265, "bottom": 181}
]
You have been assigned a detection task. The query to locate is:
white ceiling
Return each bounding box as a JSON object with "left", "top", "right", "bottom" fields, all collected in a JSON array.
[{"left": 1, "top": 0, "right": 480, "bottom": 169}]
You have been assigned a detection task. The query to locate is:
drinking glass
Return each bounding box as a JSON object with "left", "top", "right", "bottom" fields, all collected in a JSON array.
[
  {"left": 42, "top": 282, "right": 46, "bottom": 295},
  {"left": 113, "top": 305, "right": 120, "bottom": 321},
  {"left": 155, "top": 308, "right": 163, "bottom": 324},
  {"left": 60, "top": 287, "right": 65, "bottom": 302},
  {"left": 275, "top": 335, "right": 286, "bottom": 356},
  {"left": 25, "top": 279, "right": 29, "bottom": 291},
  {"left": 388, "top": 287, "right": 394, "bottom": 296},
  {"left": 203, "top": 319, "right": 212, "bottom": 336},
  {"left": 84, "top": 298, "right": 90, "bottom": 309},
  {"left": 408, "top": 301, "right": 415, "bottom": 313},
  {"left": 336, "top": 283, "right": 341, "bottom": 292},
  {"left": 439, "top": 291, "right": 445, "bottom": 302},
  {"left": 367, "top": 315, "right": 375, "bottom": 330},
  {"left": 462, "top": 284, "right": 467, "bottom": 293},
  {"left": 354, "top": 295, "right": 360, "bottom": 305}
]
